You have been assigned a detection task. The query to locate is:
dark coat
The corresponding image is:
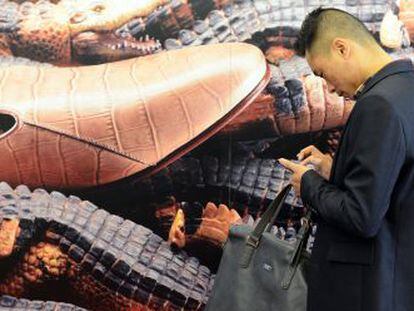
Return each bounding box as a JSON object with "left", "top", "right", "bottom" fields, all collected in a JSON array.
[{"left": 301, "top": 59, "right": 414, "bottom": 311}]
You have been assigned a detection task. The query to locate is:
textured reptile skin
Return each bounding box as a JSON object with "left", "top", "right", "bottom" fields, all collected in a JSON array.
[
  {"left": 81, "top": 154, "right": 305, "bottom": 224},
  {"left": 0, "top": 42, "right": 268, "bottom": 189},
  {"left": 170, "top": 154, "right": 304, "bottom": 218},
  {"left": 0, "top": 295, "right": 87, "bottom": 310},
  {"left": 222, "top": 67, "right": 355, "bottom": 139},
  {"left": 0, "top": 182, "right": 213, "bottom": 310},
  {"left": 164, "top": 0, "right": 392, "bottom": 50}
]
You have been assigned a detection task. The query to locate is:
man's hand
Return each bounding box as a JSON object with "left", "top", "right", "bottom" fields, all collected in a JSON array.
[
  {"left": 297, "top": 145, "right": 333, "bottom": 180},
  {"left": 278, "top": 158, "right": 312, "bottom": 196}
]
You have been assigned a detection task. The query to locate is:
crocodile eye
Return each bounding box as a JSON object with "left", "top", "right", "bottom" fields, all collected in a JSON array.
[
  {"left": 92, "top": 4, "right": 105, "bottom": 13},
  {"left": 70, "top": 12, "right": 86, "bottom": 24}
]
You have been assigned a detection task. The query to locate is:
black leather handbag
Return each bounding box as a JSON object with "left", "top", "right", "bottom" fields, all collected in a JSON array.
[{"left": 205, "top": 184, "right": 310, "bottom": 311}]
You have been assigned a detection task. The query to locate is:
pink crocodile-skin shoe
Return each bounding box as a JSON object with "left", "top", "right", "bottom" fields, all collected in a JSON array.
[{"left": 0, "top": 42, "right": 269, "bottom": 189}]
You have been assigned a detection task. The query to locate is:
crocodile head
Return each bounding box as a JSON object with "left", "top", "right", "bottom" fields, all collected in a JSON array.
[
  {"left": 0, "top": 0, "right": 166, "bottom": 65},
  {"left": 66, "top": 0, "right": 166, "bottom": 64}
]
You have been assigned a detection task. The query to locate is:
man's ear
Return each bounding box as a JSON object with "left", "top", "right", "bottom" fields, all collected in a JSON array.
[{"left": 331, "top": 38, "right": 351, "bottom": 59}]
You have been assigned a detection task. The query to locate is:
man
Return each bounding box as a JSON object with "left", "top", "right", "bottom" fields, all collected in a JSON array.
[{"left": 278, "top": 8, "right": 414, "bottom": 311}]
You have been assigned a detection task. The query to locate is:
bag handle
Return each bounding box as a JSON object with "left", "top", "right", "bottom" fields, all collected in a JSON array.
[
  {"left": 281, "top": 209, "right": 312, "bottom": 289},
  {"left": 240, "top": 184, "right": 292, "bottom": 268}
]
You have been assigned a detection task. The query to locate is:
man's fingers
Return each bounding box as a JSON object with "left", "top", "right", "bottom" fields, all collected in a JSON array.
[
  {"left": 300, "top": 157, "right": 312, "bottom": 166},
  {"left": 297, "top": 145, "right": 317, "bottom": 160},
  {"left": 297, "top": 148, "right": 308, "bottom": 161},
  {"left": 278, "top": 158, "right": 297, "bottom": 171},
  {"left": 300, "top": 155, "right": 321, "bottom": 166}
]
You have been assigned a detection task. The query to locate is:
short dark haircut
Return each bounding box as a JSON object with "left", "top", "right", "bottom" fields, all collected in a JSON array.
[{"left": 294, "top": 7, "right": 378, "bottom": 57}]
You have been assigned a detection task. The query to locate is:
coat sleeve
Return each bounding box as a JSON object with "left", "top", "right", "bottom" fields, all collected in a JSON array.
[{"left": 300, "top": 95, "right": 406, "bottom": 238}]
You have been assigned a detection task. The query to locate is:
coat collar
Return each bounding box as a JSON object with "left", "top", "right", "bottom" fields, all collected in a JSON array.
[
  {"left": 329, "top": 58, "right": 413, "bottom": 183},
  {"left": 354, "top": 59, "right": 414, "bottom": 100}
]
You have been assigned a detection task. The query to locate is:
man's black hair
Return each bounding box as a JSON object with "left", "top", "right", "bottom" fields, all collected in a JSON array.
[{"left": 294, "top": 7, "right": 378, "bottom": 57}]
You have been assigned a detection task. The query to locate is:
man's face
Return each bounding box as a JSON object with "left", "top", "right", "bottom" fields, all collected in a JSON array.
[{"left": 305, "top": 49, "right": 356, "bottom": 99}]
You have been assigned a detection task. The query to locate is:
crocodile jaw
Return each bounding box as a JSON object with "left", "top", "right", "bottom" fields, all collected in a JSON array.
[{"left": 71, "top": 31, "right": 162, "bottom": 64}]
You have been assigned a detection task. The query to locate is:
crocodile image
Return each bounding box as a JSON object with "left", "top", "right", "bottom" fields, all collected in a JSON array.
[{"left": 0, "top": 182, "right": 214, "bottom": 310}]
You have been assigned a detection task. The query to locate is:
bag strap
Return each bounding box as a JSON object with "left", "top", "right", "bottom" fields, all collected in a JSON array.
[
  {"left": 281, "top": 209, "right": 312, "bottom": 289},
  {"left": 240, "top": 184, "right": 292, "bottom": 268}
]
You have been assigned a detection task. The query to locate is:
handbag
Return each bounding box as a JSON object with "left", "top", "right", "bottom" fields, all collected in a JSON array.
[{"left": 205, "top": 184, "right": 311, "bottom": 311}]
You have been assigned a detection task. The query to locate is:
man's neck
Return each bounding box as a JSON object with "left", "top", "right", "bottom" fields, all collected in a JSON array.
[{"left": 355, "top": 51, "right": 393, "bottom": 95}]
